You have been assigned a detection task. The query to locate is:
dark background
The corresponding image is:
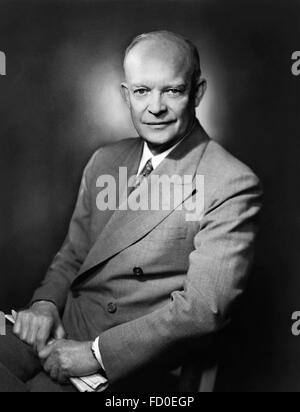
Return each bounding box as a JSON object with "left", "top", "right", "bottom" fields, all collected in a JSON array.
[{"left": 1, "top": 0, "right": 300, "bottom": 392}]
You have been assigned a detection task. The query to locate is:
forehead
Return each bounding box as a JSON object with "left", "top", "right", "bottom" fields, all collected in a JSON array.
[{"left": 125, "top": 39, "right": 192, "bottom": 86}]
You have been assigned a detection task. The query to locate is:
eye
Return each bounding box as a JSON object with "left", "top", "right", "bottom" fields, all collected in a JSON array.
[
  {"left": 133, "top": 89, "right": 149, "bottom": 96},
  {"left": 166, "top": 89, "right": 182, "bottom": 96}
]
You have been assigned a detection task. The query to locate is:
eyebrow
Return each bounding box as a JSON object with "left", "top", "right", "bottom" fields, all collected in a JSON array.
[
  {"left": 131, "top": 84, "right": 187, "bottom": 89},
  {"left": 131, "top": 84, "right": 150, "bottom": 89},
  {"left": 165, "top": 84, "right": 187, "bottom": 90}
]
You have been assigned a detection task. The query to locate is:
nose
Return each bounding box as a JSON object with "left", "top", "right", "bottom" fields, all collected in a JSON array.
[{"left": 148, "top": 92, "right": 167, "bottom": 116}]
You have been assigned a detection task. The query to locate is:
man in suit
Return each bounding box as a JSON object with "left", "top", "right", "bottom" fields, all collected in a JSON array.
[{"left": 0, "top": 31, "right": 262, "bottom": 392}]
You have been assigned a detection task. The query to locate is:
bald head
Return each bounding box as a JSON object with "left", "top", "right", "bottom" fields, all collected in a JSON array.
[
  {"left": 121, "top": 31, "right": 206, "bottom": 153},
  {"left": 124, "top": 31, "right": 201, "bottom": 90}
]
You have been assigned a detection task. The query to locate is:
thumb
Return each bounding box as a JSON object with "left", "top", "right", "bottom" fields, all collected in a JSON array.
[
  {"left": 54, "top": 323, "right": 66, "bottom": 340},
  {"left": 38, "top": 341, "right": 54, "bottom": 360}
]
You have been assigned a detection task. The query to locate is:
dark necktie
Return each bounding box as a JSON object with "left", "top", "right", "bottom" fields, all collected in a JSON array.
[{"left": 132, "top": 158, "right": 154, "bottom": 191}]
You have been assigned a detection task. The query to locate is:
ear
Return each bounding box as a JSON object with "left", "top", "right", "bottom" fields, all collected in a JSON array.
[
  {"left": 194, "top": 78, "right": 207, "bottom": 107},
  {"left": 121, "top": 83, "right": 131, "bottom": 108}
]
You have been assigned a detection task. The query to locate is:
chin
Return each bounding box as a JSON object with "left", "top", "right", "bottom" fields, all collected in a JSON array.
[
  {"left": 144, "top": 133, "right": 172, "bottom": 146},
  {"left": 138, "top": 126, "right": 178, "bottom": 147}
]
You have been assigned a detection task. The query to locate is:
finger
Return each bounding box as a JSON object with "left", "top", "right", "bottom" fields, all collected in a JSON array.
[
  {"left": 50, "top": 365, "right": 60, "bottom": 382},
  {"left": 39, "top": 341, "right": 56, "bottom": 360},
  {"left": 43, "top": 356, "right": 53, "bottom": 374},
  {"left": 19, "top": 314, "right": 31, "bottom": 342},
  {"left": 26, "top": 321, "right": 39, "bottom": 346},
  {"left": 35, "top": 321, "right": 52, "bottom": 352},
  {"left": 54, "top": 323, "right": 66, "bottom": 340},
  {"left": 13, "top": 312, "right": 28, "bottom": 336},
  {"left": 13, "top": 314, "right": 22, "bottom": 336}
]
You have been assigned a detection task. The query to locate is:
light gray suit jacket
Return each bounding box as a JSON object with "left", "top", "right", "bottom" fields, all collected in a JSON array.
[{"left": 32, "top": 122, "right": 263, "bottom": 385}]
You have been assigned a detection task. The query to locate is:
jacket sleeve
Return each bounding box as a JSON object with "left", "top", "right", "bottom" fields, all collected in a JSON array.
[
  {"left": 30, "top": 151, "right": 99, "bottom": 312},
  {"left": 98, "top": 170, "right": 263, "bottom": 384}
]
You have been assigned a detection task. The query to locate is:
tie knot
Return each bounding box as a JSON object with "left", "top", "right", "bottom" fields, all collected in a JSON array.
[
  {"left": 141, "top": 158, "right": 153, "bottom": 177},
  {"left": 132, "top": 158, "right": 154, "bottom": 192}
]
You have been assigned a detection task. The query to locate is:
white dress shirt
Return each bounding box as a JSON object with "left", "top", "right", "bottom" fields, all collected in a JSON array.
[{"left": 137, "top": 138, "right": 183, "bottom": 176}]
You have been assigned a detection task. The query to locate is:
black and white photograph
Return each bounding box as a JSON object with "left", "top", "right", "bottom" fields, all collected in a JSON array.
[{"left": 0, "top": 0, "right": 300, "bottom": 395}]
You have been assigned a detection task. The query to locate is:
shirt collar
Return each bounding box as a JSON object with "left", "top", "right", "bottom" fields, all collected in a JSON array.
[
  {"left": 137, "top": 121, "right": 197, "bottom": 175},
  {"left": 138, "top": 135, "right": 184, "bottom": 175}
]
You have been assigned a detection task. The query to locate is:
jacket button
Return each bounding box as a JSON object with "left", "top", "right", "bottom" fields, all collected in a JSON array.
[
  {"left": 133, "top": 267, "right": 144, "bottom": 276},
  {"left": 107, "top": 302, "right": 117, "bottom": 314}
]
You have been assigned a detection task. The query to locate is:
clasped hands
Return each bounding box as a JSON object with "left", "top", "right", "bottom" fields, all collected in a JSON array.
[{"left": 13, "top": 301, "right": 100, "bottom": 383}]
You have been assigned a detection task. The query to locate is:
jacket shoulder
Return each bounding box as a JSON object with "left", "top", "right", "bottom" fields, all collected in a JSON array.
[
  {"left": 95, "top": 137, "right": 140, "bottom": 160},
  {"left": 86, "top": 137, "right": 140, "bottom": 171},
  {"left": 202, "top": 139, "right": 260, "bottom": 183},
  {"left": 198, "top": 139, "right": 263, "bottom": 207},
  {"left": 102, "top": 137, "right": 140, "bottom": 153}
]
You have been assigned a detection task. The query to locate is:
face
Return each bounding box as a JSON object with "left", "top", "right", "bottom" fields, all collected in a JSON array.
[{"left": 122, "top": 40, "right": 206, "bottom": 154}]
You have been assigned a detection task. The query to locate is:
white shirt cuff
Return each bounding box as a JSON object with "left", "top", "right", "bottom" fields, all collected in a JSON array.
[{"left": 92, "top": 337, "right": 106, "bottom": 371}]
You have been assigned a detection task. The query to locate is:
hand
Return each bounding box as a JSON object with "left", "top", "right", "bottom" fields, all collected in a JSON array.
[
  {"left": 38, "top": 339, "right": 100, "bottom": 383},
  {"left": 13, "top": 301, "right": 66, "bottom": 352}
]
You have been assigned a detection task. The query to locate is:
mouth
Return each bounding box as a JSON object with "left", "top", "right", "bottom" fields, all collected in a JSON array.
[{"left": 144, "top": 121, "right": 175, "bottom": 128}]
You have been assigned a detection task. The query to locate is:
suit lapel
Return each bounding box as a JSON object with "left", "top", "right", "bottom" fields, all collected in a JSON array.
[
  {"left": 92, "top": 139, "right": 144, "bottom": 237},
  {"left": 74, "top": 122, "right": 210, "bottom": 282}
]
